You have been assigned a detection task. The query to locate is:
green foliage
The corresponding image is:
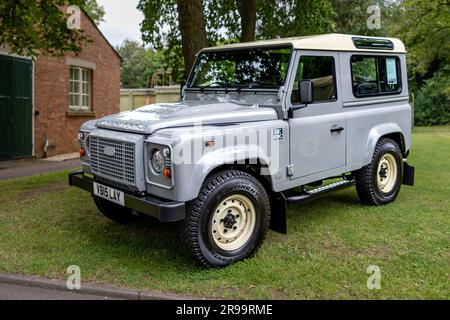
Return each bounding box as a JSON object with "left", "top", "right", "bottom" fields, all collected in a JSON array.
[
  {"left": 137, "top": 0, "right": 179, "bottom": 49},
  {"left": 414, "top": 68, "right": 450, "bottom": 126},
  {"left": 116, "top": 39, "right": 166, "bottom": 88},
  {"left": 0, "top": 0, "right": 90, "bottom": 57},
  {"left": 330, "top": 0, "right": 393, "bottom": 36},
  {"left": 138, "top": 0, "right": 335, "bottom": 45},
  {"left": 135, "top": 0, "right": 450, "bottom": 125},
  {"left": 389, "top": 0, "right": 450, "bottom": 82},
  {"left": 257, "top": 0, "right": 334, "bottom": 38},
  {"left": 137, "top": 0, "right": 336, "bottom": 82},
  {"left": 389, "top": 0, "right": 450, "bottom": 125},
  {"left": 84, "top": 0, "right": 106, "bottom": 25}
]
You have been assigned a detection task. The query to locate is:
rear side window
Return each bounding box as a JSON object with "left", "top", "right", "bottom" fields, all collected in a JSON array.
[{"left": 351, "top": 55, "right": 401, "bottom": 97}]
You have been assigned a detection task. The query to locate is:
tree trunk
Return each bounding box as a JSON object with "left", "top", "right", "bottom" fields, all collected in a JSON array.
[
  {"left": 177, "top": 0, "right": 208, "bottom": 79},
  {"left": 237, "top": 0, "right": 257, "bottom": 42}
]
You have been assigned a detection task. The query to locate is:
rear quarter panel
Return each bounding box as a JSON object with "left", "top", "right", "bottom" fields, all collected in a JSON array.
[{"left": 338, "top": 52, "right": 412, "bottom": 168}]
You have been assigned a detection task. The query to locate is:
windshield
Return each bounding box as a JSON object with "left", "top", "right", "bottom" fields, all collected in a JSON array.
[{"left": 188, "top": 46, "right": 292, "bottom": 90}]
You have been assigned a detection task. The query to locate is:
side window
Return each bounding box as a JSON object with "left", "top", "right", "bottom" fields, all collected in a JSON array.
[
  {"left": 351, "top": 55, "right": 401, "bottom": 97},
  {"left": 291, "top": 56, "right": 336, "bottom": 104}
]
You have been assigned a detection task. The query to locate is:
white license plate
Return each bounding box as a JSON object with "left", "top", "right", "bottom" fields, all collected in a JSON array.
[{"left": 93, "top": 182, "right": 125, "bottom": 206}]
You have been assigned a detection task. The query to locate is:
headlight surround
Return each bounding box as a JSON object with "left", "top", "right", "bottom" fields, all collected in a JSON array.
[
  {"left": 150, "top": 149, "right": 165, "bottom": 175},
  {"left": 78, "top": 131, "right": 91, "bottom": 158},
  {"left": 146, "top": 141, "right": 173, "bottom": 189}
]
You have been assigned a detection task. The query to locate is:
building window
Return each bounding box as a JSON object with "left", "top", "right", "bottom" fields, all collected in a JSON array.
[
  {"left": 351, "top": 55, "right": 401, "bottom": 97},
  {"left": 291, "top": 56, "right": 337, "bottom": 104},
  {"left": 69, "top": 66, "right": 91, "bottom": 110}
]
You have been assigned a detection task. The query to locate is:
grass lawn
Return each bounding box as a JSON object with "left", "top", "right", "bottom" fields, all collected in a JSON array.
[{"left": 0, "top": 126, "right": 449, "bottom": 299}]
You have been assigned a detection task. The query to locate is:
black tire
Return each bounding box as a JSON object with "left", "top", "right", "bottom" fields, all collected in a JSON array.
[
  {"left": 181, "top": 170, "right": 270, "bottom": 268},
  {"left": 355, "top": 138, "right": 403, "bottom": 206},
  {"left": 93, "top": 196, "right": 137, "bottom": 224}
]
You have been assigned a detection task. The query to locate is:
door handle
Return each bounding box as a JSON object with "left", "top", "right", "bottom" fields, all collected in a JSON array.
[{"left": 330, "top": 127, "right": 344, "bottom": 133}]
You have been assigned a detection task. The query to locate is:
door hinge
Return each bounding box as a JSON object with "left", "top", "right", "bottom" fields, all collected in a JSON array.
[{"left": 287, "top": 164, "right": 296, "bottom": 177}]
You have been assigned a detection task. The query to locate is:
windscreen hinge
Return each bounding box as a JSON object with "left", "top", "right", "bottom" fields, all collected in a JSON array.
[{"left": 287, "top": 164, "right": 296, "bottom": 177}]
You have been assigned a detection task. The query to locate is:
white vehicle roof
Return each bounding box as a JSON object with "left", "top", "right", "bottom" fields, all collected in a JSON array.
[{"left": 202, "top": 33, "right": 406, "bottom": 54}]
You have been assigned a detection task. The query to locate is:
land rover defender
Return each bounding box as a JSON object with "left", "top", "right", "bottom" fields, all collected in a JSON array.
[{"left": 69, "top": 34, "right": 415, "bottom": 268}]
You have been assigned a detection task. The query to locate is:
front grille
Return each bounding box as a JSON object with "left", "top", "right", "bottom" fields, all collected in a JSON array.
[{"left": 89, "top": 137, "right": 136, "bottom": 185}]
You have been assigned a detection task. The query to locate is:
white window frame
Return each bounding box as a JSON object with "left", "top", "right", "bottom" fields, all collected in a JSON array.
[{"left": 69, "top": 66, "right": 92, "bottom": 111}]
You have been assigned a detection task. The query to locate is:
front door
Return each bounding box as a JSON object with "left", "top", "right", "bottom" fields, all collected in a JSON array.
[
  {"left": 0, "top": 55, "right": 33, "bottom": 159},
  {"left": 288, "top": 51, "right": 346, "bottom": 180}
]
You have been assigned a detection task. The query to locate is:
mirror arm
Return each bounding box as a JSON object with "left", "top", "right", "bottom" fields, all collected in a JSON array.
[{"left": 288, "top": 104, "right": 307, "bottom": 118}]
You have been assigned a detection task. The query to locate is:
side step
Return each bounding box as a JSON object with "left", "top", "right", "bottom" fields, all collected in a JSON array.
[{"left": 282, "top": 179, "right": 356, "bottom": 204}]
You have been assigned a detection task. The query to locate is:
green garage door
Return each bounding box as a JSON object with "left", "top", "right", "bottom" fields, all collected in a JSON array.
[{"left": 0, "top": 55, "right": 33, "bottom": 159}]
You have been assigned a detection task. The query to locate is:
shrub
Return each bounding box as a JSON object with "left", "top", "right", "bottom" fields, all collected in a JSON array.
[{"left": 414, "top": 70, "right": 450, "bottom": 126}]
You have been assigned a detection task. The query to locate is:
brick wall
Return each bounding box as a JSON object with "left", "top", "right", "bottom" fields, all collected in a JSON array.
[{"left": 34, "top": 11, "right": 120, "bottom": 158}]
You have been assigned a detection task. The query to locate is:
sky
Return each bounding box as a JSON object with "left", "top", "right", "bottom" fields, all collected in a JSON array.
[{"left": 96, "top": 0, "right": 144, "bottom": 47}]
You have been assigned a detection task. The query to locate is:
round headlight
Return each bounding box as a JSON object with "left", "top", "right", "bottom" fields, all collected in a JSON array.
[
  {"left": 150, "top": 150, "right": 165, "bottom": 174},
  {"left": 77, "top": 132, "right": 85, "bottom": 140}
]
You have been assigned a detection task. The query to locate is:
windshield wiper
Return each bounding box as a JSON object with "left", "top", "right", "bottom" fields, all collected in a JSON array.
[{"left": 199, "top": 81, "right": 230, "bottom": 93}]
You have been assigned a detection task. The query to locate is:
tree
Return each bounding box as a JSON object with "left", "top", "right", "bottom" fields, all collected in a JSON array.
[
  {"left": 84, "top": 0, "right": 106, "bottom": 25},
  {"left": 0, "top": 0, "right": 105, "bottom": 57},
  {"left": 138, "top": 0, "right": 336, "bottom": 79},
  {"left": 257, "top": 0, "right": 334, "bottom": 38},
  {"left": 0, "top": 0, "right": 88, "bottom": 57},
  {"left": 237, "top": 0, "right": 257, "bottom": 42},
  {"left": 389, "top": 0, "right": 450, "bottom": 83},
  {"left": 177, "top": 0, "right": 208, "bottom": 75},
  {"left": 330, "top": 0, "right": 393, "bottom": 36},
  {"left": 388, "top": 0, "right": 450, "bottom": 125},
  {"left": 116, "top": 39, "right": 166, "bottom": 88}
]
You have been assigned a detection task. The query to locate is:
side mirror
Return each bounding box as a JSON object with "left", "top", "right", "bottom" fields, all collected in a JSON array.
[{"left": 299, "top": 80, "right": 314, "bottom": 105}]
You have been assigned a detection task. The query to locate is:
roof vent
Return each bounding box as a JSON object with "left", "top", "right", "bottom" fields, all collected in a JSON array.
[{"left": 352, "top": 37, "right": 394, "bottom": 50}]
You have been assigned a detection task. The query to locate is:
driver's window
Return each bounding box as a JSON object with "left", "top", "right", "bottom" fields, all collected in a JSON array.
[{"left": 291, "top": 56, "right": 336, "bottom": 104}]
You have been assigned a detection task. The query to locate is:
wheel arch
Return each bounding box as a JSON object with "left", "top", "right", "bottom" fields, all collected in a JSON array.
[
  {"left": 185, "top": 159, "right": 287, "bottom": 235},
  {"left": 363, "top": 123, "right": 407, "bottom": 167},
  {"left": 182, "top": 144, "right": 277, "bottom": 201}
]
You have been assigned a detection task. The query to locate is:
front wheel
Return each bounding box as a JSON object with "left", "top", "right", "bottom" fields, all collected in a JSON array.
[
  {"left": 355, "top": 138, "right": 403, "bottom": 206},
  {"left": 181, "top": 170, "right": 270, "bottom": 268}
]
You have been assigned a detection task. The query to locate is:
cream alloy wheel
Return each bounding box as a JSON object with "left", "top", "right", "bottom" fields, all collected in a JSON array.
[
  {"left": 211, "top": 194, "right": 256, "bottom": 251},
  {"left": 356, "top": 138, "right": 403, "bottom": 206},
  {"left": 182, "top": 169, "right": 270, "bottom": 268},
  {"left": 377, "top": 153, "right": 398, "bottom": 193}
]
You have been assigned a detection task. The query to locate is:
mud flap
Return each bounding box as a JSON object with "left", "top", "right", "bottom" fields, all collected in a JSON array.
[
  {"left": 403, "top": 162, "right": 415, "bottom": 186},
  {"left": 269, "top": 193, "right": 287, "bottom": 234}
]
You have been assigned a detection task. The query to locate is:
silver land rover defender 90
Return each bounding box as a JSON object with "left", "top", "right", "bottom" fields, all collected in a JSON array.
[{"left": 69, "top": 34, "right": 415, "bottom": 268}]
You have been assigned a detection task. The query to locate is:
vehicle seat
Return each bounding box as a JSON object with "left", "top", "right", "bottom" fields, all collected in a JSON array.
[{"left": 311, "top": 75, "right": 334, "bottom": 101}]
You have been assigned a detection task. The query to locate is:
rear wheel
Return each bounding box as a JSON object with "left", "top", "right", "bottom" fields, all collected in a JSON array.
[
  {"left": 93, "top": 196, "right": 138, "bottom": 224},
  {"left": 181, "top": 170, "right": 270, "bottom": 268},
  {"left": 355, "top": 138, "right": 403, "bottom": 205}
]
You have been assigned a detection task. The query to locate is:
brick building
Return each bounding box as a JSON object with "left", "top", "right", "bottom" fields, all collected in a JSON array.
[{"left": 0, "top": 11, "right": 121, "bottom": 159}]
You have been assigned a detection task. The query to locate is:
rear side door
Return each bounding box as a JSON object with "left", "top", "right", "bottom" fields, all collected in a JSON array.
[{"left": 287, "top": 51, "right": 346, "bottom": 179}]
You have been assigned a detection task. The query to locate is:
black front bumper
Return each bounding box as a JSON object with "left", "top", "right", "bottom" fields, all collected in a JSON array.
[{"left": 68, "top": 171, "right": 185, "bottom": 222}]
